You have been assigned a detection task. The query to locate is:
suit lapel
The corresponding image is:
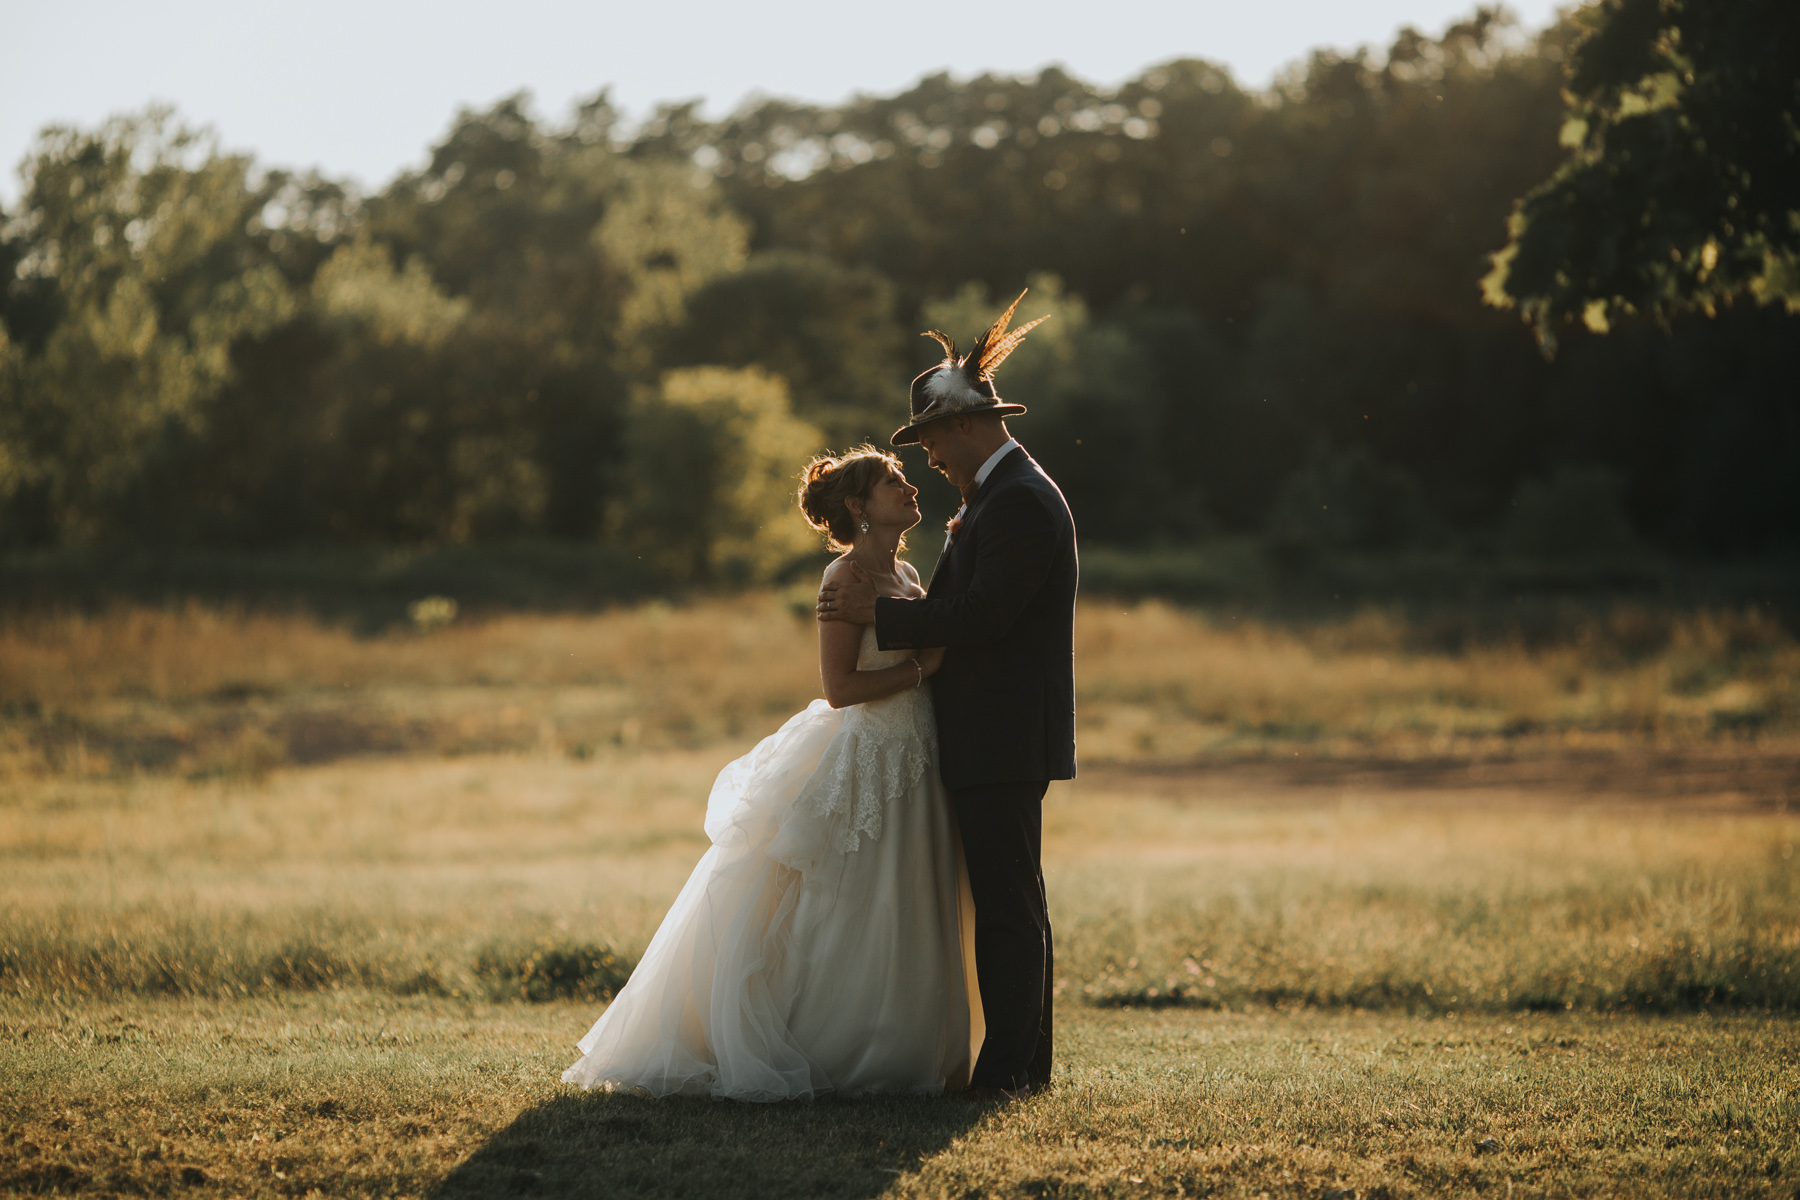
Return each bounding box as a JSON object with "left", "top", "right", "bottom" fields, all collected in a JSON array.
[
  {"left": 927, "top": 448, "right": 1029, "bottom": 594},
  {"left": 975, "top": 446, "right": 1029, "bottom": 499},
  {"left": 926, "top": 532, "right": 954, "bottom": 593}
]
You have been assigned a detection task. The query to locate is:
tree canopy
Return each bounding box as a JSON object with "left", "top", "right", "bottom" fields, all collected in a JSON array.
[
  {"left": 1484, "top": 0, "right": 1800, "bottom": 344},
  {"left": 2, "top": 7, "right": 1795, "bottom": 572}
]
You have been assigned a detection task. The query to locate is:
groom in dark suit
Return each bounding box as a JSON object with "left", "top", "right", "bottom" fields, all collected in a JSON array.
[{"left": 818, "top": 293, "right": 1077, "bottom": 1097}]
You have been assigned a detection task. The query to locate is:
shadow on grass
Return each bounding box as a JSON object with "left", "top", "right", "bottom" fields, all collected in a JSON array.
[{"left": 437, "top": 1089, "right": 983, "bottom": 1200}]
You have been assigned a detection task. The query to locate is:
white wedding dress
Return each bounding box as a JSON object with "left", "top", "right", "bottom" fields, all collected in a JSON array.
[{"left": 561, "top": 627, "right": 983, "bottom": 1100}]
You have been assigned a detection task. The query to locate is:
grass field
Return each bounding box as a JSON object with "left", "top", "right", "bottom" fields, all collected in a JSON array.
[
  {"left": 9, "top": 996, "right": 1797, "bottom": 1199},
  {"left": 4, "top": 594, "right": 1797, "bottom": 776},
  {"left": 3, "top": 597, "right": 1798, "bottom": 1197}
]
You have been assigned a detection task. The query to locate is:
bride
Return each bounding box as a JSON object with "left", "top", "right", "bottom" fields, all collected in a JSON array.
[{"left": 561, "top": 446, "right": 983, "bottom": 1100}]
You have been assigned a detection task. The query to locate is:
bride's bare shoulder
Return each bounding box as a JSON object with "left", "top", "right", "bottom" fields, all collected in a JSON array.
[
  {"left": 896, "top": 559, "right": 925, "bottom": 596},
  {"left": 820, "top": 555, "right": 861, "bottom": 585}
]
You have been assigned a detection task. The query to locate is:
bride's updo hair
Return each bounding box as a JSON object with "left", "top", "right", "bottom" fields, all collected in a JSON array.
[{"left": 799, "top": 445, "right": 903, "bottom": 551}]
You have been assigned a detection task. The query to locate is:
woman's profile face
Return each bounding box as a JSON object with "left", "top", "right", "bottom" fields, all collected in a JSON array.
[{"left": 861, "top": 467, "right": 921, "bottom": 534}]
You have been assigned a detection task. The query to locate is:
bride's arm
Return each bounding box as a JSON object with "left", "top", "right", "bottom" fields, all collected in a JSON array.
[
  {"left": 818, "top": 562, "right": 931, "bottom": 709},
  {"left": 897, "top": 561, "right": 947, "bottom": 679}
]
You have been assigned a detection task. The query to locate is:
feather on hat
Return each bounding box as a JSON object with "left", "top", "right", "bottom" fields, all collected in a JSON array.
[{"left": 891, "top": 289, "right": 1050, "bottom": 446}]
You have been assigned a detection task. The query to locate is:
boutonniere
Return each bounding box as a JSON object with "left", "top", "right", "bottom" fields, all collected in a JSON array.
[{"left": 946, "top": 514, "right": 964, "bottom": 541}]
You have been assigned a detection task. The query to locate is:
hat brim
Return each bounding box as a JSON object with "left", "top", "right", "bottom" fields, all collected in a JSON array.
[{"left": 890, "top": 402, "right": 1028, "bottom": 446}]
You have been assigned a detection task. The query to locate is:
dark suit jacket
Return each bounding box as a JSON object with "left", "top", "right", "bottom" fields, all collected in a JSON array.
[{"left": 875, "top": 446, "right": 1078, "bottom": 790}]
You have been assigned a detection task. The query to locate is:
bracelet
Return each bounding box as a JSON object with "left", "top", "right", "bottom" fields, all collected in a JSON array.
[{"left": 912, "top": 659, "right": 924, "bottom": 688}]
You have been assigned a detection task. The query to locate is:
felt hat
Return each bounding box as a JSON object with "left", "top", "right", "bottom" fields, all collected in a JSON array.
[{"left": 891, "top": 289, "right": 1049, "bottom": 446}]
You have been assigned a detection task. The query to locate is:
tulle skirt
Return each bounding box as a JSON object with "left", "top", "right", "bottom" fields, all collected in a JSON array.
[{"left": 561, "top": 696, "right": 982, "bottom": 1100}]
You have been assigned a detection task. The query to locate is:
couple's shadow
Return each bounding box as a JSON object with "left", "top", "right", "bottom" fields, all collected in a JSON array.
[{"left": 436, "top": 1089, "right": 984, "bottom": 1199}]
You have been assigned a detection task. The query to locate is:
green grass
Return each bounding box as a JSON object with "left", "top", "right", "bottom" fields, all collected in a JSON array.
[{"left": 4, "top": 994, "right": 1795, "bottom": 1199}]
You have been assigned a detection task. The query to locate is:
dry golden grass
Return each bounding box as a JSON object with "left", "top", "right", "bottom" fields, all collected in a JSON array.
[
  {"left": 2, "top": 753, "right": 1797, "bottom": 1198},
  {"left": 2, "top": 595, "right": 1796, "bottom": 779},
  {"left": 1072, "top": 602, "right": 1800, "bottom": 759},
  {"left": 0, "top": 752, "right": 715, "bottom": 1000},
  {"left": 0, "top": 598, "right": 820, "bottom": 776},
  {"left": 4, "top": 595, "right": 1798, "bottom": 1197},
  {"left": 0, "top": 599, "right": 811, "bottom": 708},
  {"left": 4, "top": 745, "right": 1795, "bottom": 1012},
  {"left": 1050, "top": 770, "right": 1798, "bottom": 1013}
]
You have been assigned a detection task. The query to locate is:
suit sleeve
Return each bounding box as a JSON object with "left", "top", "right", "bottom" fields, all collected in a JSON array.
[{"left": 875, "top": 485, "right": 1057, "bottom": 650}]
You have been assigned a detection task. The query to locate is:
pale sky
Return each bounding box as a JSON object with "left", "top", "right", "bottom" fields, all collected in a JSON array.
[{"left": 3, "top": 0, "right": 1564, "bottom": 203}]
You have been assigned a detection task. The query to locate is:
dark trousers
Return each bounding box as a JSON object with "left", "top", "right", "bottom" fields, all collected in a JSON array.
[{"left": 952, "top": 779, "right": 1053, "bottom": 1090}]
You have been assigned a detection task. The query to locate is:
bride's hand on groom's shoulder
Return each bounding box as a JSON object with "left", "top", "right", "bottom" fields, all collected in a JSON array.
[{"left": 817, "top": 562, "right": 879, "bottom": 625}]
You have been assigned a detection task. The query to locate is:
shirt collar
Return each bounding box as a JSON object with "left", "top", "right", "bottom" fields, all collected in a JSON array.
[{"left": 974, "top": 438, "right": 1020, "bottom": 488}]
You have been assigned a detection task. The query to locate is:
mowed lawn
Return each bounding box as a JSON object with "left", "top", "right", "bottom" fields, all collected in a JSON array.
[{"left": 3, "top": 598, "right": 1798, "bottom": 1197}]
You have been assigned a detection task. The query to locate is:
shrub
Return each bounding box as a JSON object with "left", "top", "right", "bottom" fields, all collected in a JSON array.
[{"left": 608, "top": 367, "right": 823, "bottom": 585}]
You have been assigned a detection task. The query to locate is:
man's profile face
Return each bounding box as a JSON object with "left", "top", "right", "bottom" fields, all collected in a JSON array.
[{"left": 917, "top": 419, "right": 971, "bottom": 489}]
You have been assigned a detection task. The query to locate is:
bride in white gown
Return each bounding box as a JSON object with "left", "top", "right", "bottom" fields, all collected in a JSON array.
[{"left": 562, "top": 447, "right": 982, "bottom": 1100}]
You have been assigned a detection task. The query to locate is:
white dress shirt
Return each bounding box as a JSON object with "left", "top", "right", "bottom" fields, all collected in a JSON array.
[{"left": 974, "top": 438, "right": 1020, "bottom": 488}]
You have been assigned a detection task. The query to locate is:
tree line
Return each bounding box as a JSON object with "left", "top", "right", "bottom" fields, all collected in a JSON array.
[{"left": 1, "top": 6, "right": 1794, "bottom": 582}]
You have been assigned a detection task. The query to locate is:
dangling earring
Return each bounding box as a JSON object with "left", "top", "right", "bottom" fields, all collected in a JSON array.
[{"left": 859, "top": 519, "right": 871, "bottom": 533}]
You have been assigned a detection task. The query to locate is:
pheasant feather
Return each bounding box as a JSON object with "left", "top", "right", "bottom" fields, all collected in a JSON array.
[
  {"left": 977, "top": 315, "right": 1050, "bottom": 377},
  {"left": 968, "top": 290, "right": 1049, "bottom": 379},
  {"left": 892, "top": 288, "right": 1048, "bottom": 445},
  {"left": 967, "top": 290, "right": 1025, "bottom": 369},
  {"left": 921, "top": 329, "right": 959, "bottom": 361}
]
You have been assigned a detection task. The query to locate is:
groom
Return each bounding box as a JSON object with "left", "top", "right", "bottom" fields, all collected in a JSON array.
[{"left": 818, "top": 294, "right": 1077, "bottom": 1097}]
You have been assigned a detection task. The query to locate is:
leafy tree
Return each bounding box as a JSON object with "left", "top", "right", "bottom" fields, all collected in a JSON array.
[
  {"left": 1483, "top": 0, "right": 1800, "bottom": 344},
  {"left": 592, "top": 162, "right": 748, "bottom": 365},
  {"left": 3, "top": 9, "right": 1795, "bottom": 561},
  {"left": 921, "top": 276, "right": 1198, "bottom": 545},
  {"left": 609, "top": 367, "right": 822, "bottom": 584},
  {"left": 302, "top": 239, "right": 549, "bottom": 542},
  {"left": 366, "top": 96, "right": 746, "bottom": 535},
  {"left": 686, "top": 14, "right": 1578, "bottom": 537},
  {"left": 685, "top": 63, "right": 1264, "bottom": 315},
  {"left": 0, "top": 110, "right": 293, "bottom": 543},
  {"left": 659, "top": 250, "right": 909, "bottom": 446}
]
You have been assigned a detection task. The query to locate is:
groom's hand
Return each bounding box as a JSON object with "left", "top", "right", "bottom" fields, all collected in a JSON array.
[{"left": 817, "top": 564, "right": 879, "bottom": 624}]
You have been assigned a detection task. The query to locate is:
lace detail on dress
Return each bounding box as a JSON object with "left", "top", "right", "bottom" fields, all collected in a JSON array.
[{"left": 784, "top": 627, "right": 935, "bottom": 854}]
